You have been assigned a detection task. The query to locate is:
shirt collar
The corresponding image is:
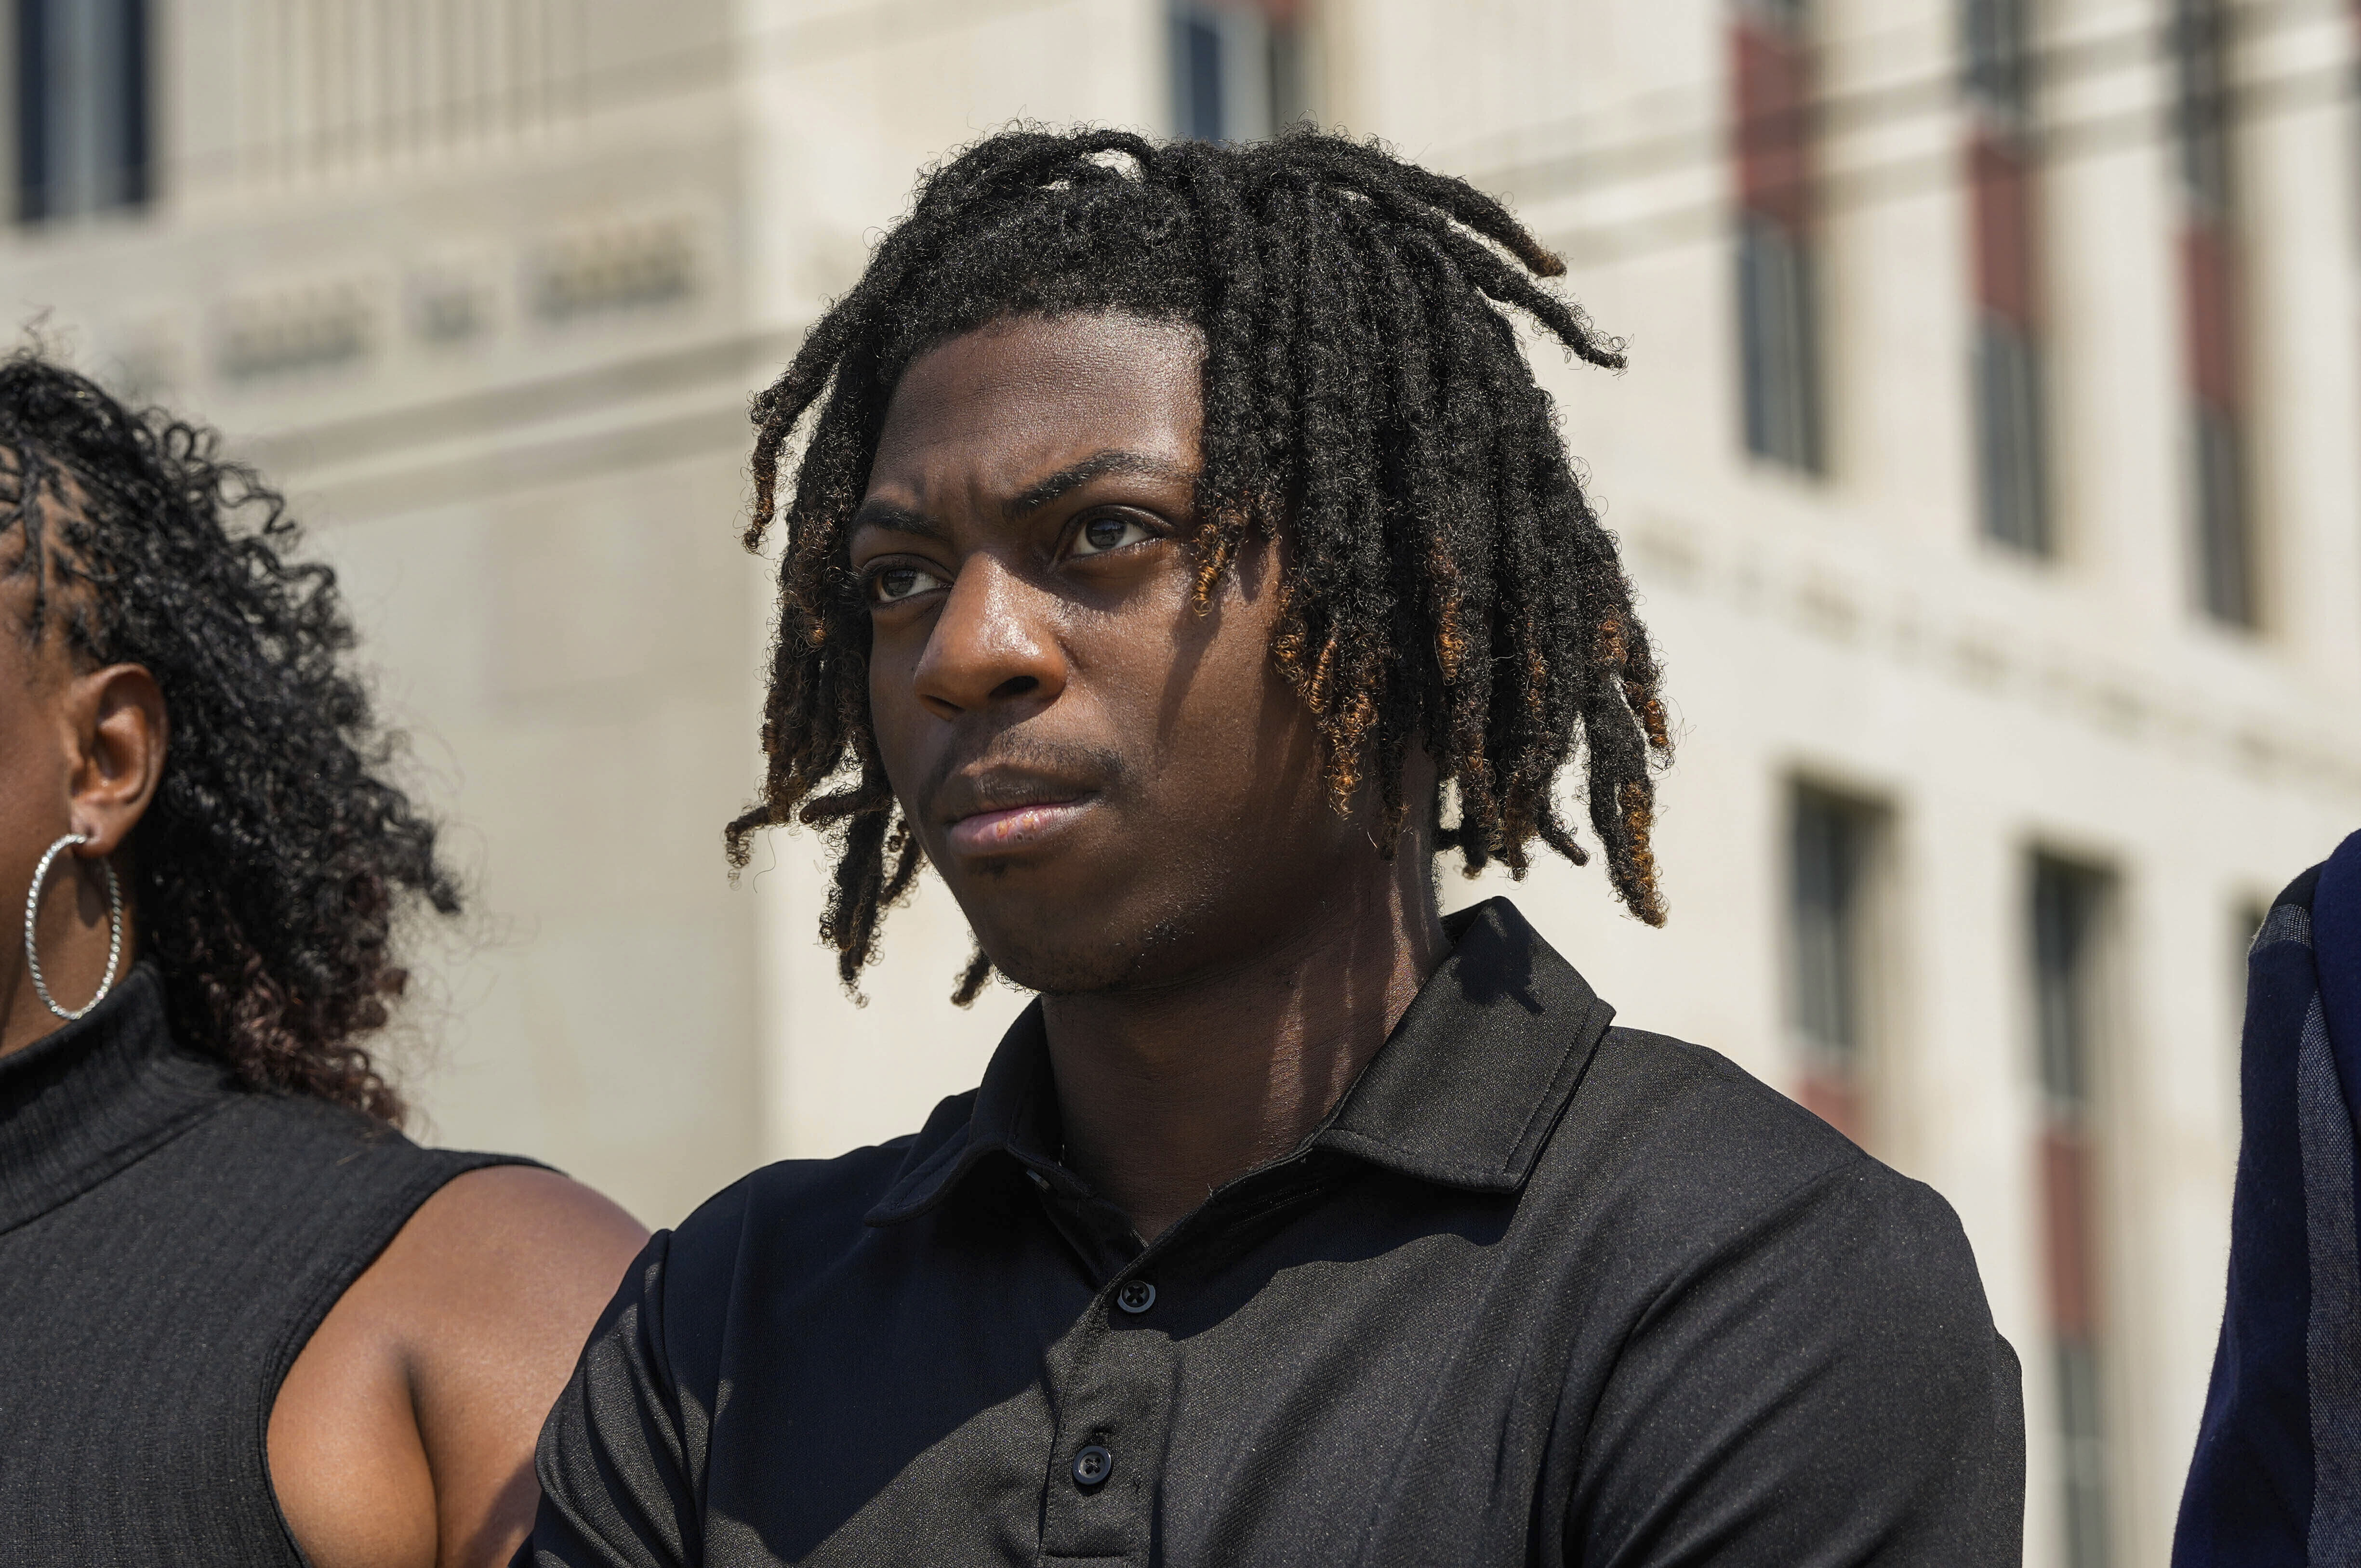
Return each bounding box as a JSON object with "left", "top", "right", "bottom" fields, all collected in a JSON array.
[
  {"left": 864, "top": 1004, "right": 1067, "bottom": 1225},
  {"left": 865, "top": 897, "right": 1616, "bottom": 1225},
  {"left": 0, "top": 964, "right": 232, "bottom": 1236},
  {"left": 1309, "top": 897, "right": 1617, "bottom": 1190}
]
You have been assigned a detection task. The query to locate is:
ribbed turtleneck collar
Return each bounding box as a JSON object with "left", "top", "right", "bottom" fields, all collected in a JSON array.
[{"left": 0, "top": 966, "right": 233, "bottom": 1236}]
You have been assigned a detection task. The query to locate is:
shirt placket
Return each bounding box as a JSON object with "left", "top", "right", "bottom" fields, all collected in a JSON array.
[
  {"left": 1021, "top": 1180, "right": 1165, "bottom": 1567},
  {"left": 1034, "top": 1268, "right": 1175, "bottom": 1567},
  {"left": 1023, "top": 1159, "right": 1340, "bottom": 1566}
]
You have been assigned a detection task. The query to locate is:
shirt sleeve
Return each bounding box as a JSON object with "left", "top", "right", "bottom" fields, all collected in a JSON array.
[
  {"left": 1567, "top": 1160, "right": 2027, "bottom": 1567},
  {"left": 519, "top": 1229, "right": 703, "bottom": 1568}
]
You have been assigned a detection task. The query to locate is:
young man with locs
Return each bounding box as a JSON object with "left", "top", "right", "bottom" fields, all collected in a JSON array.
[{"left": 523, "top": 128, "right": 2026, "bottom": 1566}]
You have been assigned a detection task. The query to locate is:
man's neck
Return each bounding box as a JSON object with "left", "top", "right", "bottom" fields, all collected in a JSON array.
[{"left": 1039, "top": 861, "right": 1449, "bottom": 1245}]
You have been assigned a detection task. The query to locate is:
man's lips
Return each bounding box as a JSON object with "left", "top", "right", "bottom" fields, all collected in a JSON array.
[{"left": 944, "top": 797, "right": 1094, "bottom": 857}]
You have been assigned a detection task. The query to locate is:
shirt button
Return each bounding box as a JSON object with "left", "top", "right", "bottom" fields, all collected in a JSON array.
[
  {"left": 1114, "top": 1279, "right": 1156, "bottom": 1315},
  {"left": 1072, "top": 1444, "right": 1114, "bottom": 1489}
]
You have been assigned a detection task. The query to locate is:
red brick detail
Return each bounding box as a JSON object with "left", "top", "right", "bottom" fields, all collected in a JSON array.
[
  {"left": 1734, "top": 20, "right": 1813, "bottom": 232},
  {"left": 1970, "top": 133, "right": 2039, "bottom": 328},
  {"left": 2041, "top": 1125, "right": 2101, "bottom": 1337},
  {"left": 2182, "top": 221, "right": 2242, "bottom": 411}
]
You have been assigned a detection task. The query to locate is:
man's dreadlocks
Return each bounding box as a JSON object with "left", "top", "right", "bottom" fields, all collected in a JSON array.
[{"left": 729, "top": 127, "right": 1672, "bottom": 1001}]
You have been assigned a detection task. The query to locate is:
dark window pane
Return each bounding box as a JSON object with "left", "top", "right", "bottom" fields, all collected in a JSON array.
[
  {"left": 2174, "top": 0, "right": 2232, "bottom": 214},
  {"left": 1269, "top": 22, "right": 1307, "bottom": 132},
  {"left": 2193, "top": 407, "right": 2254, "bottom": 626},
  {"left": 1171, "top": 3, "right": 1298, "bottom": 144},
  {"left": 1173, "top": 13, "right": 1225, "bottom": 143},
  {"left": 1976, "top": 317, "right": 2049, "bottom": 553},
  {"left": 1963, "top": 0, "right": 2035, "bottom": 122},
  {"left": 1790, "top": 789, "right": 1868, "bottom": 1060},
  {"left": 16, "top": 0, "right": 149, "bottom": 224},
  {"left": 2032, "top": 856, "right": 2101, "bottom": 1110},
  {"left": 1739, "top": 214, "right": 1822, "bottom": 471},
  {"left": 2055, "top": 1339, "right": 2111, "bottom": 1568},
  {"left": 1751, "top": 0, "right": 1811, "bottom": 37},
  {"left": 1790, "top": 785, "right": 1882, "bottom": 1145}
]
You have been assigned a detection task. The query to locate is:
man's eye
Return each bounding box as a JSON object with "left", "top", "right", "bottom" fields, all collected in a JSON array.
[
  {"left": 867, "top": 564, "right": 946, "bottom": 604},
  {"left": 1072, "top": 515, "right": 1153, "bottom": 558}
]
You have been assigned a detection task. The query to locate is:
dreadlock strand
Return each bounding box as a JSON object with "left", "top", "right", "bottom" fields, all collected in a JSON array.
[
  {"left": 1280, "top": 136, "right": 1622, "bottom": 371},
  {"left": 1250, "top": 183, "right": 1308, "bottom": 493},
  {"left": 1303, "top": 201, "right": 1398, "bottom": 807},
  {"left": 1167, "top": 144, "right": 1269, "bottom": 549},
  {"left": 818, "top": 804, "right": 900, "bottom": 989},
  {"left": 950, "top": 944, "right": 995, "bottom": 1007},
  {"left": 1278, "top": 133, "right": 1567, "bottom": 282}
]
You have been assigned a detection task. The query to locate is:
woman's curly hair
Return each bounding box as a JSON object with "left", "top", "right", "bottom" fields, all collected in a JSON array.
[
  {"left": 0, "top": 352, "right": 456, "bottom": 1122},
  {"left": 730, "top": 127, "right": 1673, "bottom": 1002}
]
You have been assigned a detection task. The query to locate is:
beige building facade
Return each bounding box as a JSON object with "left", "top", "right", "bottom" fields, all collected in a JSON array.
[{"left": 5, "top": 1, "right": 2359, "bottom": 1561}]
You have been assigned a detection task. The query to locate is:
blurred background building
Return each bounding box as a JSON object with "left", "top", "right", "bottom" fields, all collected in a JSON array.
[{"left": 5, "top": 0, "right": 2358, "bottom": 1561}]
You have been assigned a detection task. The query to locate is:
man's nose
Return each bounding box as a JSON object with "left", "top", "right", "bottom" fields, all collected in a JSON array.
[{"left": 911, "top": 554, "right": 1068, "bottom": 720}]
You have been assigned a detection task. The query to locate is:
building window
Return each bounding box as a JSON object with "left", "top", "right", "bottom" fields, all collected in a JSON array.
[
  {"left": 1964, "top": 0, "right": 2032, "bottom": 117},
  {"left": 2174, "top": 0, "right": 2233, "bottom": 216},
  {"left": 1733, "top": 0, "right": 1822, "bottom": 473},
  {"left": 1169, "top": 1, "right": 1307, "bottom": 145},
  {"left": 15, "top": 0, "right": 149, "bottom": 224},
  {"left": 2172, "top": 0, "right": 2256, "bottom": 627},
  {"left": 1788, "top": 785, "right": 1884, "bottom": 1143},
  {"left": 2031, "top": 854, "right": 2113, "bottom": 1568},
  {"left": 1976, "top": 317, "right": 2048, "bottom": 551},
  {"left": 2192, "top": 404, "right": 2251, "bottom": 623},
  {"left": 1963, "top": 0, "right": 2050, "bottom": 554},
  {"left": 1739, "top": 216, "right": 1822, "bottom": 472}
]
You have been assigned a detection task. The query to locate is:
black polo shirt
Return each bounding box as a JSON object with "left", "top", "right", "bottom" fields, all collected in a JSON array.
[{"left": 524, "top": 898, "right": 2024, "bottom": 1567}]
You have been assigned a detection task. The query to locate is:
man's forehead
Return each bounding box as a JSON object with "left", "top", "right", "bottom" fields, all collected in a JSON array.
[
  {"left": 878, "top": 316, "right": 1196, "bottom": 448},
  {"left": 864, "top": 429, "right": 1190, "bottom": 509},
  {"left": 865, "top": 322, "right": 1200, "bottom": 520},
  {"left": 898, "top": 311, "right": 1202, "bottom": 394}
]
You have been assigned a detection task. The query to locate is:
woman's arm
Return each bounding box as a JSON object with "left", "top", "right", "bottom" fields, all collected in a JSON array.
[{"left": 269, "top": 1166, "right": 650, "bottom": 1568}]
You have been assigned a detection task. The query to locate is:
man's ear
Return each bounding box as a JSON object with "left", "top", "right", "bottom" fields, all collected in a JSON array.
[{"left": 61, "top": 664, "right": 166, "bottom": 857}]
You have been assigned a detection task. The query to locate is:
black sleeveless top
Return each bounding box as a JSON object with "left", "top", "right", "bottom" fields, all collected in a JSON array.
[{"left": 0, "top": 965, "right": 530, "bottom": 1564}]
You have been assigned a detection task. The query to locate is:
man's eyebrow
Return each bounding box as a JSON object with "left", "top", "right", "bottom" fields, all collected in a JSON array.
[
  {"left": 847, "top": 498, "right": 949, "bottom": 542},
  {"left": 1006, "top": 450, "right": 1192, "bottom": 519}
]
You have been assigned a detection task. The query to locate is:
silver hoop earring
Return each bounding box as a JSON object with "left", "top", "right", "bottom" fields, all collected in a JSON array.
[{"left": 23, "top": 833, "right": 123, "bottom": 1022}]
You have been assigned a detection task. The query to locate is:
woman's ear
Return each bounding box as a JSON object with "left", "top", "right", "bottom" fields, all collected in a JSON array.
[{"left": 63, "top": 664, "right": 166, "bottom": 857}]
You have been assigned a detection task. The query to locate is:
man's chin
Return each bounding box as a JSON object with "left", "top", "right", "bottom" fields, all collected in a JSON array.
[
  {"left": 969, "top": 909, "right": 1203, "bottom": 998},
  {"left": 975, "top": 939, "right": 1149, "bottom": 999}
]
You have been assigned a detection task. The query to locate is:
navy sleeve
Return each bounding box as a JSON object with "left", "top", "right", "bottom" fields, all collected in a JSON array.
[
  {"left": 1570, "top": 1161, "right": 2027, "bottom": 1566},
  {"left": 2173, "top": 860, "right": 2333, "bottom": 1567}
]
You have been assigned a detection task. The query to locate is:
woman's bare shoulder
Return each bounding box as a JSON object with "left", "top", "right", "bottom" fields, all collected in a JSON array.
[
  {"left": 271, "top": 1165, "right": 650, "bottom": 1568},
  {"left": 395, "top": 1165, "right": 651, "bottom": 1288}
]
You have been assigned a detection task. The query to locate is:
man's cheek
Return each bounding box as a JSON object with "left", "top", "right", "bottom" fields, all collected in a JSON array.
[{"left": 869, "top": 712, "right": 928, "bottom": 818}]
